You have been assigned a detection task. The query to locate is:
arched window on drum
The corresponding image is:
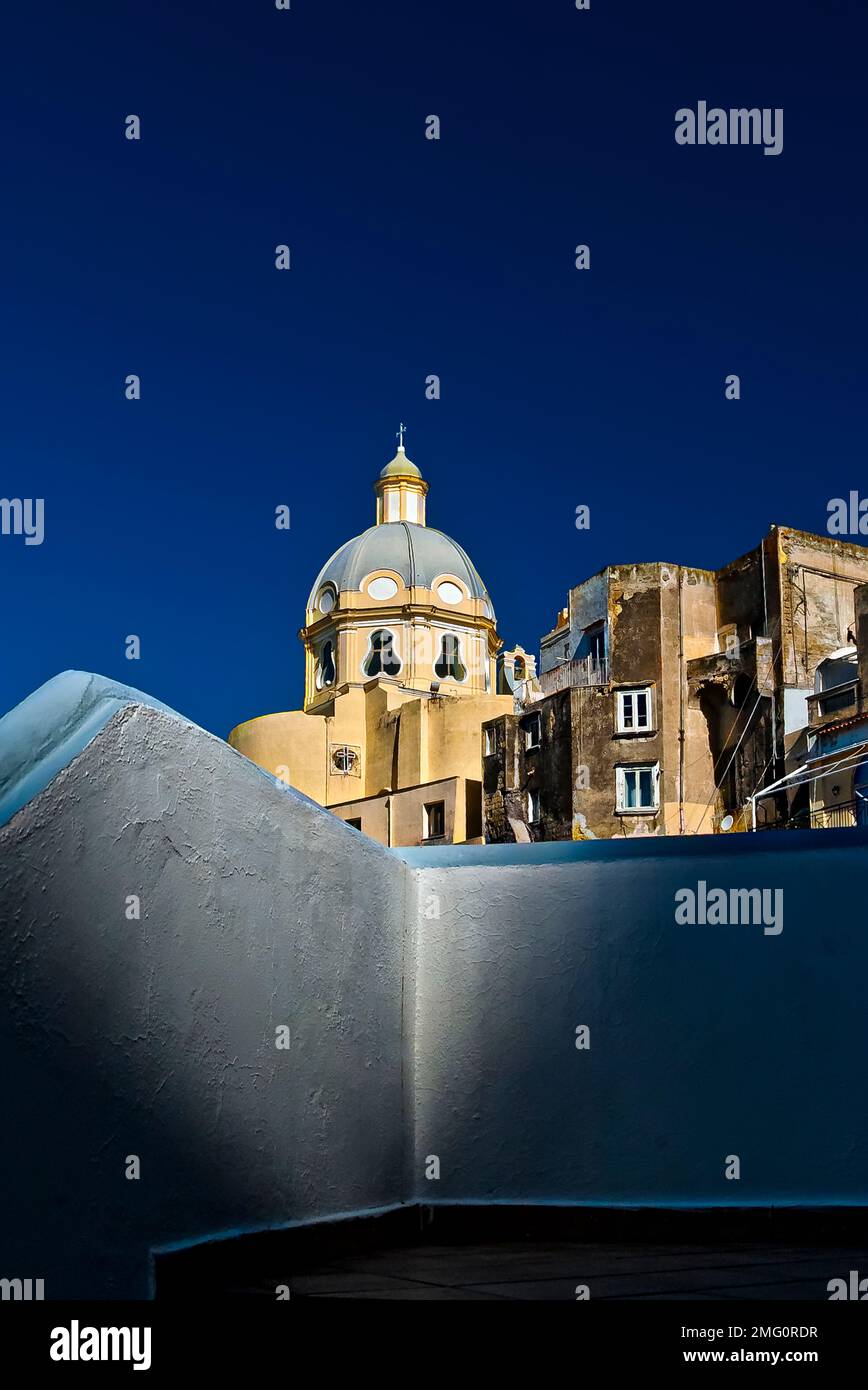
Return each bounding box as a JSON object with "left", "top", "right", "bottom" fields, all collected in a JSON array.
[
  {"left": 363, "top": 630, "right": 401, "bottom": 678},
  {"left": 434, "top": 633, "right": 467, "bottom": 682}
]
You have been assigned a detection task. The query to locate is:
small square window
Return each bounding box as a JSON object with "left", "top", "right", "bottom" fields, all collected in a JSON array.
[
  {"left": 524, "top": 713, "right": 541, "bottom": 750},
  {"left": 346, "top": 818, "right": 362, "bottom": 831},
  {"left": 616, "top": 687, "right": 652, "bottom": 734},
  {"left": 424, "top": 801, "right": 446, "bottom": 839},
  {"left": 616, "top": 764, "right": 659, "bottom": 812}
]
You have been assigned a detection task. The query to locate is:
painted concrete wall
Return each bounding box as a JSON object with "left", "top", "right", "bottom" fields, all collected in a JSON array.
[
  {"left": 229, "top": 707, "right": 330, "bottom": 803},
  {"left": 0, "top": 680, "right": 408, "bottom": 1297},
  {"left": 399, "top": 832, "right": 868, "bottom": 1207},
  {"left": 4, "top": 673, "right": 868, "bottom": 1298},
  {"left": 331, "top": 776, "right": 473, "bottom": 847}
]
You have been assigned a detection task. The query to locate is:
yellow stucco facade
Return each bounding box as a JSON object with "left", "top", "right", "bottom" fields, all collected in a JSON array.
[{"left": 228, "top": 442, "right": 514, "bottom": 843}]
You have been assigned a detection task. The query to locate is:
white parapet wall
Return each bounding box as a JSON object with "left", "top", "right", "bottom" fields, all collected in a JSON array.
[
  {"left": 397, "top": 836, "right": 868, "bottom": 1209},
  {"left": 0, "top": 675, "right": 409, "bottom": 1298},
  {"left": 2, "top": 674, "right": 868, "bottom": 1298}
]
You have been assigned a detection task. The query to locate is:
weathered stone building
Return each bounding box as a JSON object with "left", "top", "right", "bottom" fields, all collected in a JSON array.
[
  {"left": 759, "top": 579, "right": 868, "bottom": 830},
  {"left": 483, "top": 526, "right": 868, "bottom": 841}
]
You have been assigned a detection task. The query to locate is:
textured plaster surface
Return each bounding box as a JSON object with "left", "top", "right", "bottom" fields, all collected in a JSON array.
[
  {"left": 0, "top": 670, "right": 180, "bottom": 828},
  {"left": 0, "top": 700, "right": 407, "bottom": 1297},
  {"left": 3, "top": 675, "right": 868, "bottom": 1297},
  {"left": 409, "top": 837, "right": 868, "bottom": 1207}
]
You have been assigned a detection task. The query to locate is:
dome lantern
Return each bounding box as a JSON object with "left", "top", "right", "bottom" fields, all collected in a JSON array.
[{"left": 375, "top": 425, "right": 428, "bottom": 525}]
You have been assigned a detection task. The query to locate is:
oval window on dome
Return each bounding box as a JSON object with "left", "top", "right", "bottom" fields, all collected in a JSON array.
[
  {"left": 367, "top": 576, "right": 399, "bottom": 601},
  {"left": 318, "top": 587, "right": 336, "bottom": 615},
  {"left": 437, "top": 580, "right": 464, "bottom": 605}
]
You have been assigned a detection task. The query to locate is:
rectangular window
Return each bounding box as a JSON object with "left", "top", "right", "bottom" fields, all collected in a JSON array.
[
  {"left": 616, "top": 764, "right": 659, "bottom": 812},
  {"left": 405, "top": 492, "right": 420, "bottom": 523},
  {"left": 616, "top": 687, "right": 652, "bottom": 733},
  {"left": 346, "top": 818, "right": 362, "bottom": 830},
  {"left": 527, "top": 788, "right": 540, "bottom": 823},
  {"left": 524, "top": 712, "right": 541, "bottom": 750},
  {"left": 483, "top": 726, "right": 496, "bottom": 756},
  {"left": 424, "top": 801, "right": 445, "bottom": 839}
]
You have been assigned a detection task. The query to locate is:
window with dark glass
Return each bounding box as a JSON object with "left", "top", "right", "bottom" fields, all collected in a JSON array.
[
  {"left": 424, "top": 801, "right": 445, "bottom": 838},
  {"left": 617, "top": 764, "right": 658, "bottom": 811},
  {"left": 316, "top": 639, "right": 336, "bottom": 689},
  {"left": 524, "top": 712, "right": 541, "bottom": 749},
  {"left": 364, "top": 629, "right": 401, "bottom": 677},
  {"left": 617, "top": 687, "right": 652, "bottom": 733},
  {"left": 435, "top": 633, "right": 467, "bottom": 681}
]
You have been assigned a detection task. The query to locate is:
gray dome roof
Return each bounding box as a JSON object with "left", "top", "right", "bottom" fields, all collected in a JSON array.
[{"left": 309, "top": 522, "right": 493, "bottom": 614}]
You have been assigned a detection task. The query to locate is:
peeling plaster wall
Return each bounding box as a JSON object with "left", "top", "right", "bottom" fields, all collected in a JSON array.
[
  {"left": 402, "top": 834, "right": 868, "bottom": 1207},
  {"left": 777, "top": 529, "right": 868, "bottom": 690},
  {"left": 0, "top": 701, "right": 408, "bottom": 1298},
  {"left": 563, "top": 569, "right": 607, "bottom": 670}
]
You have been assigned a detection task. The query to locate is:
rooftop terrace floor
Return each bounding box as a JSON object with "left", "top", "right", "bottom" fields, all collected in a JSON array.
[{"left": 156, "top": 1208, "right": 868, "bottom": 1301}]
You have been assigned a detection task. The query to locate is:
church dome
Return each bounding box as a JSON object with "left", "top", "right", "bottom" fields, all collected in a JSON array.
[
  {"left": 379, "top": 448, "right": 422, "bottom": 480},
  {"left": 308, "top": 521, "right": 494, "bottom": 617},
  {"left": 300, "top": 434, "right": 500, "bottom": 710}
]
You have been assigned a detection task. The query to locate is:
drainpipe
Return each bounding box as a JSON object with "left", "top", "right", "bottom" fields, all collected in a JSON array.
[{"left": 678, "top": 567, "right": 686, "bottom": 835}]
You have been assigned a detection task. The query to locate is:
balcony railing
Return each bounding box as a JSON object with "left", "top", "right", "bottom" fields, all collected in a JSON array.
[
  {"left": 758, "top": 798, "right": 859, "bottom": 831},
  {"left": 813, "top": 800, "right": 859, "bottom": 828},
  {"left": 537, "top": 656, "right": 609, "bottom": 696}
]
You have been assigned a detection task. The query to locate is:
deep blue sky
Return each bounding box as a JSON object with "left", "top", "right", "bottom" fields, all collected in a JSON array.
[{"left": 2, "top": 0, "right": 866, "bottom": 736}]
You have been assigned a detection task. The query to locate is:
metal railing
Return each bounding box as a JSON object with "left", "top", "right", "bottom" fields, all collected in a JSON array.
[
  {"left": 809, "top": 799, "right": 859, "bottom": 829},
  {"left": 537, "top": 656, "right": 609, "bottom": 696},
  {"left": 757, "top": 799, "right": 859, "bottom": 831}
]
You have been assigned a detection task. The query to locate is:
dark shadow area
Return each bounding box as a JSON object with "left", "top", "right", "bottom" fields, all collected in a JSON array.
[{"left": 155, "top": 1206, "right": 868, "bottom": 1301}]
